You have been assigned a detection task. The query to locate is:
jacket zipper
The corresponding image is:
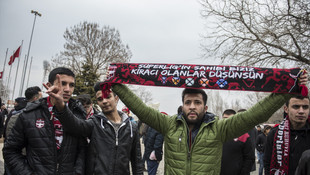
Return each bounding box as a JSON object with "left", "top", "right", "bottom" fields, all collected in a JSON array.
[{"left": 107, "top": 120, "right": 126, "bottom": 174}]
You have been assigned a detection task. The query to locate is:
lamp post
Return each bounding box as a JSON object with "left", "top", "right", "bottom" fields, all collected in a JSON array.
[{"left": 19, "top": 10, "right": 41, "bottom": 96}]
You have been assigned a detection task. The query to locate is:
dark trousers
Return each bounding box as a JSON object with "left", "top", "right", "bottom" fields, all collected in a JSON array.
[{"left": 147, "top": 160, "right": 160, "bottom": 175}]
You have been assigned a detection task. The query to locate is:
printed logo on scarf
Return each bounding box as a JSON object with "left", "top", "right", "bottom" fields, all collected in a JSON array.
[
  {"left": 161, "top": 77, "right": 167, "bottom": 84},
  {"left": 185, "top": 78, "right": 194, "bottom": 86},
  {"left": 172, "top": 77, "right": 180, "bottom": 85},
  {"left": 216, "top": 79, "right": 227, "bottom": 88},
  {"left": 199, "top": 78, "right": 209, "bottom": 87}
]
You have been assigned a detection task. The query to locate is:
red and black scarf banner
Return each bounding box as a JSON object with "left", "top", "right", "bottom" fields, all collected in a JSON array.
[{"left": 101, "top": 63, "right": 307, "bottom": 98}]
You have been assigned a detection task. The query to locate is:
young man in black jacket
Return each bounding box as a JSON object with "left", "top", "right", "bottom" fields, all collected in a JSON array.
[
  {"left": 256, "top": 125, "right": 271, "bottom": 175},
  {"left": 220, "top": 109, "right": 255, "bottom": 175},
  {"left": 264, "top": 95, "right": 310, "bottom": 175},
  {"left": 144, "top": 112, "right": 166, "bottom": 175},
  {"left": 3, "top": 67, "right": 87, "bottom": 175},
  {"left": 45, "top": 81, "right": 143, "bottom": 174}
]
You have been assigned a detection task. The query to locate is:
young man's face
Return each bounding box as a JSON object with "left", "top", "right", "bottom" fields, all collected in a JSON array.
[
  {"left": 96, "top": 90, "right": 118, "bottom": 114},
  {"left": 285, "top": 97, "right": 310, "bottom": 127},
  {"left": 51, "top": 74, "right": 75, "bottom": 102},
  {"left": 182, "top": 93, "right": 208, "bottom": 125}
]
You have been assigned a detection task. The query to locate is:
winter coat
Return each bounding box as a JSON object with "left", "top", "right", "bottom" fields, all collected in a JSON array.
[
  {"left": 264, "top": 122, "right": 310, "bottom": 175},
  {"left": 220, "top": 133, "right": 255, "bottom": 175},
  {"left": 256, "top": 133, "right": 267, "bottom": 153},
  {"left": 144, "top": 127, "right": 164, "bottom": 161},
  {"left": 55, "top": 107, "right": 143, "bottom": 175},
  {"left": 3, "top": 97, "right": 87, "bottom": 175},
  {"left": 112, "top": 83, "right": 292, "bottom": 175}
]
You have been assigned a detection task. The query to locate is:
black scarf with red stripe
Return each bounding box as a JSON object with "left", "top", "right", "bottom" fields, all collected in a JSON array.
[{"left": 101, "top": 63, "right": 307, "bottom": 97}]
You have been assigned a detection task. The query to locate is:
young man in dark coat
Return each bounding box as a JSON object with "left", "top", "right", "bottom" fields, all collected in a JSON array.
[
  {"left": 264, "top": 95, "right": 310, "bottom": 175},
  {"left": 220, "top": 109, "right": 255, "bottom": 175},
  {"left": 256, "top": 125, "right": 272, "bottom": 175},
  {"left": 3, "top": 67, "right": 87, "bottom": 175},
  {"left": 45, "top": 81, "right": 143, "bottom": 174},
  {"left": 144, "top": 112, "right": 166, "bottom": 175}
]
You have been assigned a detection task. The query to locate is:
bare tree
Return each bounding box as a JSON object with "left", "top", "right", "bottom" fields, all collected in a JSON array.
[
  {"left": 200, "top": 0, "right": 310, "bottom": 67},
  {"left": 130, "top": 85, "right": 153, "bottom": 104},
  {"left": 243, "top": 92, "right": 284, "bottom": 123},
  {"left": 51, "top": 21, "right": 132, "bottom": 78}
]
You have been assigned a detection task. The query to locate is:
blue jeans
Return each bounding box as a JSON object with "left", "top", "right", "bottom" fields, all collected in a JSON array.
[
  {"left": 147, "top": 160, "right": 160, "bottom": 175},
  {"left": 258, "top": 152, "right": 264, "bottom": 175}
]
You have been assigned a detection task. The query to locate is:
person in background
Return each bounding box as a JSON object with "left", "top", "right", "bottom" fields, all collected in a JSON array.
[
  {"left": 264, "top": 95, "right": 310, "bottom": 175},
  {"left": 144, "top": 112, "right": 166, "bottom": 175},
  {"left": 24, "top": 86, "right": 42, "bottom": 103},
  {"left": 238, "top": 108, "right": 257, "bottom": 172},
  {"left": 5, "top": 86, "right": 43, "bottom": 141},
  {"left": 3, "top": 97, "right": 28, "bottom": 140},
  {"left": 0, "top": 98, "right": 8, "bottom": 138},
  {"left": 220, "top": 109, "right": 255, "bottom": 175},
  {"left": 76, "top": 94, "right": 98, "bottom": 119},
  {"left": 122, "top": 106, "right": 136, "bottom": 123},
  {"left": 256, "top": 125, "right": 272, "bottom": 175}
]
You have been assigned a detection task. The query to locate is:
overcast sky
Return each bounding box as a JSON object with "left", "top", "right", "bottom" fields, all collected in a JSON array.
[{"left": 0, "top": 0, "right": 231, "bottom": 115}]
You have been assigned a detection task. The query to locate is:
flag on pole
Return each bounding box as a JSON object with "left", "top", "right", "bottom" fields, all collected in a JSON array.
[
  {"left": 8, "top": 46, "right": 21, "bottom": 65},
  {"left": 0, "top": 71, "right": 3, "bottom": 79}
]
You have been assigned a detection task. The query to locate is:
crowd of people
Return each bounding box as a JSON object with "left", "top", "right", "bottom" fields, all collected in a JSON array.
[{"left": 0, "top": 66, "right": 309, "bottom": 175}]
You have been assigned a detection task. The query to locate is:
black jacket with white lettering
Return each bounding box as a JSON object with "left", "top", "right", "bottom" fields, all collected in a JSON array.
[
  {"left": 3, "top": 97, "right": 87, "bottom": 175},
  {"left": 55, "top": 108, "right": 143, "bottom": 175},
  {"left": 264, "top": 123, "right": 310, "bottom": 175}
]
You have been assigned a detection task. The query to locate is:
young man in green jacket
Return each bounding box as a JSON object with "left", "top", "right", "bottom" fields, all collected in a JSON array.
[{"left": 110, "top": 73, "right": 308, "bottom": 175}]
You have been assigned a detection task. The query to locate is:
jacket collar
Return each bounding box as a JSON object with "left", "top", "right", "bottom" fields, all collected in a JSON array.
[{"left": 176, "top": 112, "right": 216, "bottom": 125}]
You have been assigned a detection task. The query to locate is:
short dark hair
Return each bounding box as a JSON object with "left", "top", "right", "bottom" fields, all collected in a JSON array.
[
  {"left": 222, "top": 109, "right": 236, "bottom": 116},
  {"left": 25, "top": 86, "right": 41, "bottom": 101},
  {"left": 263, "top": 125, "right": 272, "bottom": 133},
  {"left": 237, "top": 109, "right": 247, "bottom": 113},
  {"left": 76, "top": 94, "right": 92, "bottom": 105},
  {"left": 285, "top": 95, "right": 310, "bottom": 106},
  {"left": 48, "top": 67, "right": 75, "bottom": 84},
  {"left": 182, "top": 88, "right": 208, "bottom": 105}
]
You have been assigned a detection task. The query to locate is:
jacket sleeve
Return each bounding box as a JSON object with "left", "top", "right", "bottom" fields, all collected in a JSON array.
[
  {"left": 154, "top": 131, "right": 164, "bottom": 161},
  {"left": 264, "top": 128, "right": 276, "bottom": 175},
  {"left": 74, "top": 136, "right": 87, "bottom": 175},
  {"left": 112, "top": 84, "right": 172, "bottom": 135},
  {"left": 256, "top": 134, "right": 263, "bottom": 152},
  {"left": 130, "top": 124, "right": 144, "bottom": 175},
  {"left": 240, "top": 137, "right": 255, "bottom": 175},
  {"left": 217, "top": 93, "right": 292, "bottom": 142},
  {"left": 3, "top": 114, "right": 35, "bottom": 175},
  {"left": 54, "top": 105, "right": 94, "bottom": 138}
]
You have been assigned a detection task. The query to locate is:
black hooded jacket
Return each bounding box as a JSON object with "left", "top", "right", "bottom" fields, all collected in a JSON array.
[
  {"left": 55, "top": 107, "right": 143, "bottom": 175},
  {"left": 3, "top": 97, "right": 87, "bottom": 175}
]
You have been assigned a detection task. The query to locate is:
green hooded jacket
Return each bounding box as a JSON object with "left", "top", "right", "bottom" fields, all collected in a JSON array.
[{"left": 113, "top": 84, "right": 292, "bottom": 175}]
